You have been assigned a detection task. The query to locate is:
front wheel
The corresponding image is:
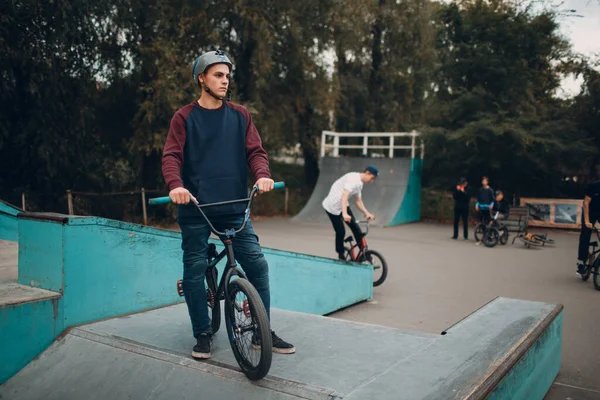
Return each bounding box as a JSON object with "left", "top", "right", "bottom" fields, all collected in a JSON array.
[
  {"left": 365, "top": 250, "right": 388, "bottom": 287},
  {"left": 225, "top": 278, "right": 272, "bottom": 380},
  {"left": 483, "top": 227, "right": 500, "bottom": 248}
]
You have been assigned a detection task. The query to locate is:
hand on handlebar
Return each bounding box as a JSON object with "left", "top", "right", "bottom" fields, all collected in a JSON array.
[
  {"left": 586, "top": 221, "right": 593, "bottom": 229},
  {"left": 169, "top": 187, "right": 197, "bottom": 205},
  {"left": 366, "top": 213, "right": 375, "bottom": 221},
  {"left": 343, "top": 213, "right": 352, "bottom": 223},
  {"left": 254, "top": 178, "right": 274, "bottom": 195}
]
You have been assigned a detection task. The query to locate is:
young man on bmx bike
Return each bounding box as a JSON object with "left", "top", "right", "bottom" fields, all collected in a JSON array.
[
  {"left": 322, "top": 166, "right": 378, "bottom": 260},
  {"left": 161, "top": 50, "right": 295, "bottom": 360}
]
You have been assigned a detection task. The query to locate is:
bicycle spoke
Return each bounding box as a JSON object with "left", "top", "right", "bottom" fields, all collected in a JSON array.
[{"left": 230, "top": 289, "right": 261, "bottom": 367}]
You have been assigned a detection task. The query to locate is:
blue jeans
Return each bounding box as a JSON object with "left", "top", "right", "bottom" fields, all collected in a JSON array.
[{"left": 179, "top": 214, "right": 270, "bottom": 338}]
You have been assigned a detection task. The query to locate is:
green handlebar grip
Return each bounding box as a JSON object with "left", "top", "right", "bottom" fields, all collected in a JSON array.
[{"left": 148, "top": 196, "right": 172, "bottom": 205}]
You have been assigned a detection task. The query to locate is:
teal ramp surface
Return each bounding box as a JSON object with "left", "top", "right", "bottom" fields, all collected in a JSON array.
[
  {"left": 0, "top": 297, "right": 562, "bottom": 400},
  {"left": 0, "top": 200, "right": 22, "bottom": 241},
  {"left": 294, "top": 157, "right": 421, "bottom": 227}
]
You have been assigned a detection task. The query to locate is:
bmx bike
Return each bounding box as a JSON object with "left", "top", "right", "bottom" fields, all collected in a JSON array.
[
  {"left": 579, "top": 226, "right": 600, "bottom": 291},
  {"left": 474, "top": 212, "right": 506, "bottom": 248},
  {"left": 343, "top": 220, "right": 388, "bottom": 287},
  {"left": 148, "top": 181, "right": 286, "bottom": 380}
]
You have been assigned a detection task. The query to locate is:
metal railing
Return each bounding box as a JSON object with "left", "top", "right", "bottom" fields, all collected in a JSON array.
[{"left": 320, "top": 130, "right": 424, "bottom": 159}]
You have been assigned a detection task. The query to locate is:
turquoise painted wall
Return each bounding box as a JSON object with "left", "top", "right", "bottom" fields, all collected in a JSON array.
[
  {"left": 0, "top": 201, "right": 21, "bottom": 242},
  {"left": 18, "top": 219, "right": 65, "bottom": 292},
  {"left": 489, "top": 312, "right": 563, "bottom": 400},
  {"left": 0, "top": 298, "right": 64, "bottom": 384},
  {"left": 17, "top": 214, "right": 372, "bottom": 327},
  {"left": 389, "top": 158, "right": 422, "bottom": 226},
  {"left": 62, "top": 221, "right": 184, "bottom": 327},
  {"left": 211, "top": 242, "right": 373, "bottom": 315}
]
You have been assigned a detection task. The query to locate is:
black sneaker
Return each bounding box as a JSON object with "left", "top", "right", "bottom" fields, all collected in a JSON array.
[
  {"left": 252, "top": 330, "right": 296, "bottom": 354},
  {"left": 577, "top": 262, "right": 587, "bottom": 275},
  {"left": 192, "top": 333, "right": 212, "bottom": 359}
]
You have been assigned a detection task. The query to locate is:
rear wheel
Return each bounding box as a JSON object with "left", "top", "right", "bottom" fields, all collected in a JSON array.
[
  {"left": 365, "top": 250, "right": 388, "bottom": 287},
  {"left": 206, "top": 266, "right": 221, "bottom": 333},
  {"left": 225, "top": 278, "right": 272, "bottom": 380},
  {"left": 474, "top": 223, "right": 486, "bottom": 242},
  {"left": 582, "top": 253, "right": 593, "bottom": 282}
]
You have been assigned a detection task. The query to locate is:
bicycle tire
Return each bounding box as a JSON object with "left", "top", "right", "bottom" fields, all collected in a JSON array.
[
  {"left": 483, "top": 227, "right": 500, "bottom": 248},
  {"left": 206, "top": 266, "right": 221, "bottom": 333},
  {"left": 499, "top": 227, "right": 509, "bottom": 245},
  {"left": 593, "top": 258, "right": 600, "bottom": 291},
  {"left": 582, "top": 253, "right": 593, "bottom": 282},
  {"left": 225, "top": 278, "right": 272, "bottom": 380},
  {"left": 365, "top": 250, "right": 388, "bottom": 287},
  {"left": 474, "top": 223, "right": 485, "bottom": 242}
]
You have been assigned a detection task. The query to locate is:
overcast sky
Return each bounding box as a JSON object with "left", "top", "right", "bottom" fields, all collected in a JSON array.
[{"left": 555, "top": 0, "right": 600, "bottom": 96}]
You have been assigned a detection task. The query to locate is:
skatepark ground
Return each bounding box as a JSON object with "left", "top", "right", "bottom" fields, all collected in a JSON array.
[{"left": 249, "top": 218, "right": 599, "bottom": 400}]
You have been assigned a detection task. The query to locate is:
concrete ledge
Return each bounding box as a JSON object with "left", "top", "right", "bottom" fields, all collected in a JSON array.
[
  {"left": 1, "top": 297, "right": 562, "bottom": 399},
  {"left": 0, "top": 283, "right": 61, "bottom": 307},
  {"left": 0, "top": 291, "right": 63, "bottom": 384}
]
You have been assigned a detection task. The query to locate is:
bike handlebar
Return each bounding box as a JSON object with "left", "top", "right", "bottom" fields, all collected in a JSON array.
[
  {"left": 148, "top": 182, "right": 286, "bottom": 237},
  {"left": 355, "top": 220, "right": 371, "bottom": 236}
]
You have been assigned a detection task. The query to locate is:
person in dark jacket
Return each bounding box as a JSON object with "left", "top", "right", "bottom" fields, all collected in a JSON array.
[
  {"left": 475, "top": 176, "right": 495, "bottom": 225},
  {"left": 495, "top": 190, "right": 510, "bottom": 220},
  {"left": 452, "top": 177, "right": 470, "bottom": 240}
]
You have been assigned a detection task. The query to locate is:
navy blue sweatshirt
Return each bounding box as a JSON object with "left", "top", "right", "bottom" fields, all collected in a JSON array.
[
  {"left": 476, "top": 187, "right": 495, "bottom": 210},
  {"left": 162, "top": 101, "right": 270, "bottom": 218}
]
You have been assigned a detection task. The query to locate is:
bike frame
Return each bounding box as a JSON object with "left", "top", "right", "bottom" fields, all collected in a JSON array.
[
  {"left": 346, "top": 220, "right": 370, "bottom": 262},
  {"left": 589, "top": 227, "right": 600, "bottom": 260},
  {"left": 189, "top": 185, "right": 261, "bottom": 302},
  {"left": 149, "top": 183, "right": 285, "bottom": 301}
]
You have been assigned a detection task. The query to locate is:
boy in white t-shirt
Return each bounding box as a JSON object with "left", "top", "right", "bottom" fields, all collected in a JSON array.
[{"left": 322, "top": 165, "right": 378, "bottom": 259}]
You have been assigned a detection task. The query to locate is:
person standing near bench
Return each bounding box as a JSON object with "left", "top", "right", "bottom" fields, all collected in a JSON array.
[
  {"left": 475, "top": 176, "right": 495, "bottom": 225},
  {"left": 452, "top": 177, "right": 470, "bottom": 240},
  {"left": 577, "top": 179, "right": 600, "bottom": 275}
]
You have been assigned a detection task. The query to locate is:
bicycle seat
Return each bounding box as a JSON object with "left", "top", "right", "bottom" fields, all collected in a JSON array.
[
  {"left": 344, "top": 236, "right": 354, "bottom": 243},
  {"left": 591, "top": 241, "right": 598, "bottom": 248}
]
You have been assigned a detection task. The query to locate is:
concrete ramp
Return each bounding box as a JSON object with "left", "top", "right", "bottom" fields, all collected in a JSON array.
[
  {"left": 1, "top": 297, "right": 563, "bottom": 399},
  {"left": 294, "top": 157, "right": 422, "bottom": 227}
]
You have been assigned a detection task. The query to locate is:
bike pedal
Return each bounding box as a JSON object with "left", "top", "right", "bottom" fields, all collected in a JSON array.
[{"left": 176, "top": 279, "right": 184, "bottom": 297}]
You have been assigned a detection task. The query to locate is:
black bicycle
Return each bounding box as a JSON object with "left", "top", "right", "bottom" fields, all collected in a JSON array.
[
  {"left": 149, "top": 182, "right": 286, "bottom": 380},
  {"left": 343, "top": 220, "right": 388, "bottom": 287},
  {"left": 474, "top": 211, "right": 503, "bottom": 248},
  {"left": 580, "top": 226, "right": 600, "bottom": 291}
]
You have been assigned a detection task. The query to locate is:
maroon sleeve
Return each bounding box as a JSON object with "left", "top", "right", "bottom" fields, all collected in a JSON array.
[
  {"left": 229, "top": 103, "right": 271, "bottom": 180},
  {"left": 162, "top": 109, "right": 188, "bottom": 191}
]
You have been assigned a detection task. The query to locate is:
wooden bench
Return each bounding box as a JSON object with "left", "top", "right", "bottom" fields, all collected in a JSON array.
[{"left": 498, "top": 206, "right": 529, "bottom": 244}]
